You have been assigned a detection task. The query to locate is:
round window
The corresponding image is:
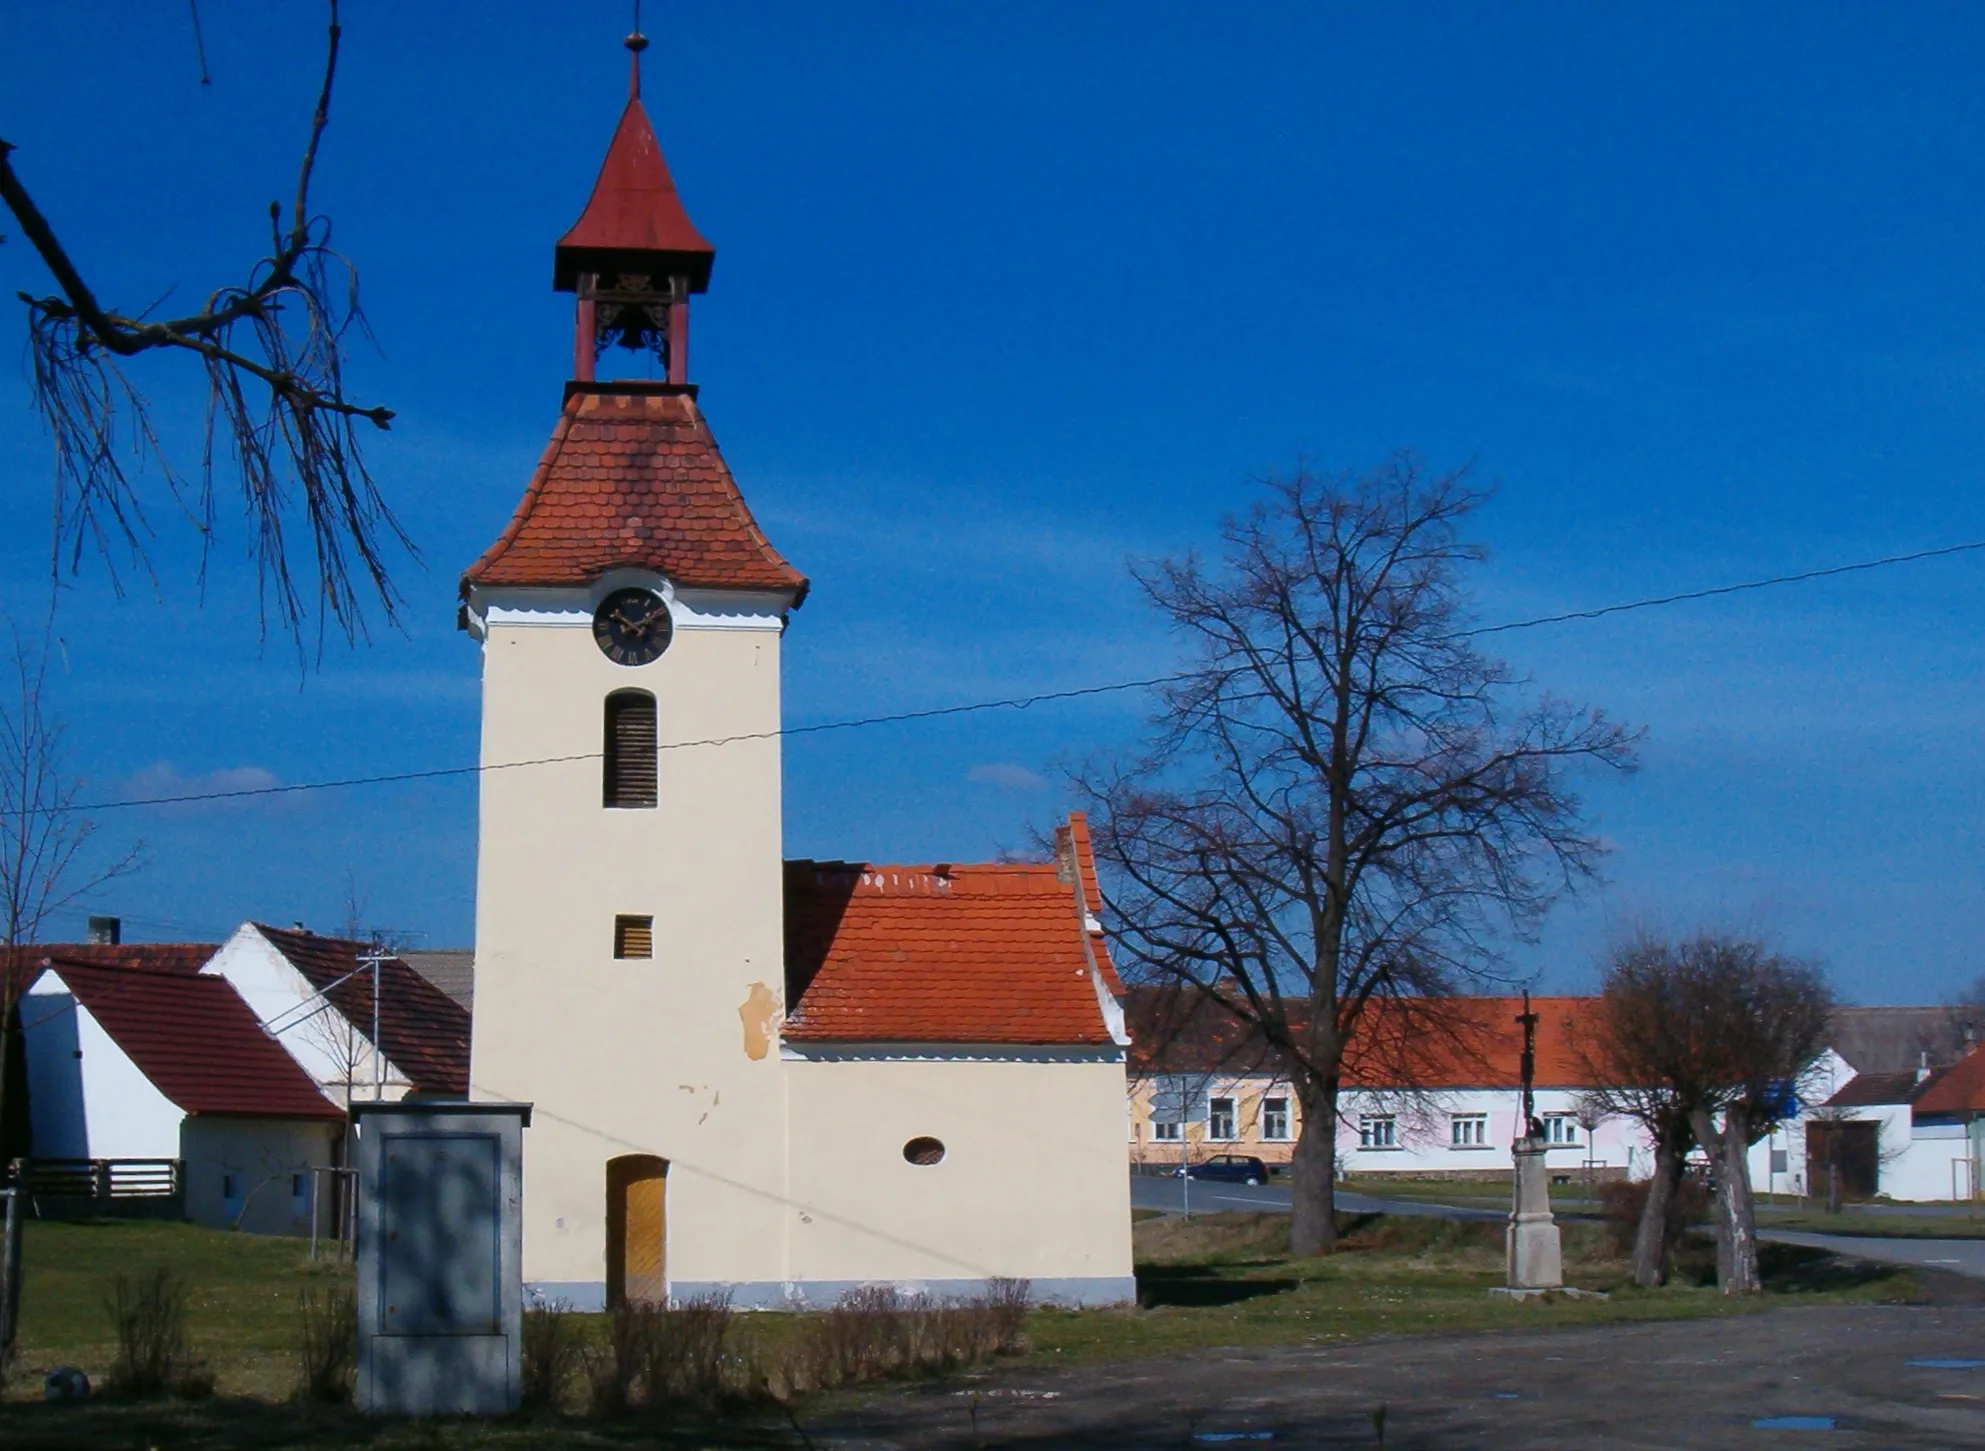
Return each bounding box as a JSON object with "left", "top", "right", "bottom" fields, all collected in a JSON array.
[{"left": 902, "top": 1136, "right": 946, "bottom": 1166}]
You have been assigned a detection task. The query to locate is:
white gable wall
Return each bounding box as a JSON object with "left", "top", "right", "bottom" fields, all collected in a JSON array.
[
  {"left": 21, "top": 972, "right": 181, "bottom": 1160},
  {"left": 205, "top": 922, "right": 413, "bottom": 1103}
]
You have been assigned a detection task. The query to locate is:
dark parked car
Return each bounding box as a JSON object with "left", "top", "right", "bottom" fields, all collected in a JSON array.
[{"left": 1178, "top": 1154, "right": 1271, "bottom": 1186}]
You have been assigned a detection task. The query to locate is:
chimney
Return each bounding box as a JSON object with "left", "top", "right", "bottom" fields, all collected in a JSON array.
[
  {"left": 1918, "top": 1050, "right": 1932, "bottom": 1084},
  {"left": 86, "top": 916, "right": 121, "bottom": 946}
]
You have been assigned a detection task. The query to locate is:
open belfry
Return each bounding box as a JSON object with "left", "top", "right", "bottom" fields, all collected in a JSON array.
[{"left": 459, "top": 31, "right": 1134, "bottom": 1309}]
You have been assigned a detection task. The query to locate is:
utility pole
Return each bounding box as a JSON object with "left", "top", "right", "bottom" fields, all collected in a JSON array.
[{"left": 359, "top": 941, "right": 388, "bottom": 1101}]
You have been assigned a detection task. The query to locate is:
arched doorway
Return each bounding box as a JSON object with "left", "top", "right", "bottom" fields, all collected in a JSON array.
[{"left": 605, "top": 1155, "right": 667, "bottom": 1307}]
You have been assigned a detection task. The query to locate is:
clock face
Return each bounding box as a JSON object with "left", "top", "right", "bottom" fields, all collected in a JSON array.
[{"left": 592, "top": 588, "right": 673, "bottom": 666}]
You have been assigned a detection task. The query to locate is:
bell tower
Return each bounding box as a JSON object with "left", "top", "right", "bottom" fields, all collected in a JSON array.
[{"left": 461, "top": 27, "right": 807, "bottom": 1308}]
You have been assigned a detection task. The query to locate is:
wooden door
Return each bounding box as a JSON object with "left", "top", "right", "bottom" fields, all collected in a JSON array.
[
  {"left": 1806, "top": 1121, "right": 1878, "bottom": 1202},
  {"left": 605, "top": 1155, "right": 667, "bottom": 1307}
]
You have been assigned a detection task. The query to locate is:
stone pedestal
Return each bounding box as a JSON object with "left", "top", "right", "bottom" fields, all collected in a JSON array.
[{"left": 1504, "top": 1136, "right": 1563, "bottom": 1291}]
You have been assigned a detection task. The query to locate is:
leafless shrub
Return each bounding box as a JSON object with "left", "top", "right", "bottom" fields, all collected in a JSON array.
[
  {"left": 293, "top": 1284, "right": 356, "bottom": 1403},
  {"left": 644, "top": 1292, "right": 733, "bottom": 1405},
  {"left": 583, "top": 1293, "right": 736, "bottom": 1414},
  {"left": 583, "top": 1303, "right": 650, "bottom": 1417},
  {"left": 520, "top": 1298, "right": 581, "bottom": 1410},
  {"left": 1598, "top": 1177, "right": 1709, "bottom": 1260},
  {"left": 104, "top": 1269, "right": 209, "bottom": 1399},
  {"left": 788, "top": 1281, "right": 1032, "bottom": 1392}
]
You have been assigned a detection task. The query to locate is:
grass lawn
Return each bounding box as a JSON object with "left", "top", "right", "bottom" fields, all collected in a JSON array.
[
  {"left": 0, "top": 1210, "right": 1932, "bottom": 1449},
  {"left": 1753, "top": 1206, "right": 1985, "bottom": 1238}
]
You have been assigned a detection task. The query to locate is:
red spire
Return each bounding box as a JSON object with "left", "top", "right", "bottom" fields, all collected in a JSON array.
[{"left": 552, "top": 96, "right": 715, "bottom": 294}]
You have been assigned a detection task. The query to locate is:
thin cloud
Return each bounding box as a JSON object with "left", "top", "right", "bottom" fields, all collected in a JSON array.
[
  {"left": 117, "top": 763, "right": 291, "bottom": 816},
  {"left": 967, "top": 762, "right": 1048, "bottom": 793}
]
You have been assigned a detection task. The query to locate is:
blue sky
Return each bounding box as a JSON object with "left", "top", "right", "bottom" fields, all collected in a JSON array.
[{"left": 2, "top": 3, "right": 1983, "bottom": 1002}]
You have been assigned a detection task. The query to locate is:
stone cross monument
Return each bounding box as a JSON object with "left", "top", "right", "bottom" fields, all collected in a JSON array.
[{"left": 1503, "top": 992, "right": 1564, "bottom": 1293}]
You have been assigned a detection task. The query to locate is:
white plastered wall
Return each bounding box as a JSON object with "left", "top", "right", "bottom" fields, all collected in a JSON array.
[
  {"left": 466, "top": 577, "right": 792, "bottom": 1302},
  {"left": 778, "top": 1050, "right": 1135, "bottom": 1304},
  {"left": 205, "top": 923, "right": 412, "bottom": 1104},
  {"left": 21, "top": 973, "right": 182, "bottom": 1159},
  {"left": 181, "top": 1116, "right": 342, "bottom": 1235}
]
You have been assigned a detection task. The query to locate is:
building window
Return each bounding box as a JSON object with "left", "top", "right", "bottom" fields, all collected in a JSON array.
[
  {"left": 1359, "top": 1115, "right": 1397, "bottom": 1150},
  {"left": 1452, "top": 1113, "right": 1488, "bottom": 1148},
  {"left": 614, "top": 915, "right": 655, "bottom": 960},
  {"left": 291, "top": 1173, "right": 307, "bottom": 1202},
  {"left": 1154, "top": 1120, "right": 1181, "bottom": 1141},
  {"left": 902, "top": 1136, "right": 946, "bottom": 1166},
  {"left": 603, "top": 690, "right": 658, "bottom": 808},
  {"left": 1262, "top": 1096, "right": 1291, "bottom": 1141},
  {"left": 221, "top": 1173, "right": 240, "bottom": 1202},
  {"left": 1543, "top": 1114, "right": 1579, "bottom": 1147},
  {"left": 1208, "top": 1096, "right": 1237, "bottom": 1140}
]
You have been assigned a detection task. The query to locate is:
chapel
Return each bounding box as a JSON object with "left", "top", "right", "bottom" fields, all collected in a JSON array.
[{"left": 458, "top": 32, "right": 1133, "bottom": 1309}]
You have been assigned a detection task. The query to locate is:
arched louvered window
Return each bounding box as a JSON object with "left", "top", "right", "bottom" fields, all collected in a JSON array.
[{"left": 603, "top": 691, "right": 658, "bottom": 808}]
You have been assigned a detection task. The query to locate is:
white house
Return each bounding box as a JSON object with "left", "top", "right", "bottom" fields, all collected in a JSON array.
[
  {"left": 1126, "top": 989, "right": 1651, "bottom": 1180},
  {"left": 1747, "top": 1042, "right": 1985, "bottom": 1203},
  {"left": 203, "top": 922, "right": 471, "bottom": 1105},
  {"left": 19, "top": 953, "right": 344, "bottom": 1234}
]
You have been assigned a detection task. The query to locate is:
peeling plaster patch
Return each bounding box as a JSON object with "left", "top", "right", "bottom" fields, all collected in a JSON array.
[{"left": 740, "top": 982, "right": 779, "bottom": 1060}]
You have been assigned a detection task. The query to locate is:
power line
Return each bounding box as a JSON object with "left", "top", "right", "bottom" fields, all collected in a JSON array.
[{"left": 61, "top": 536, "right": 1985, "bottom": 816}]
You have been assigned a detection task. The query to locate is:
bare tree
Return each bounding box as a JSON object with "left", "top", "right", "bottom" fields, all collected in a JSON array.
[
  {"left": 0, "top": 1, "right": 409, "bottom": 652},
  {"left": 1685, "top": 940, "right": 1832, "bottom": 1295},
  {"left": 1579, "top": 930, "right": 1831, "bottom": 1294},
  {"left": 1082, "top": 457, "right": 1638, "bottom": 1254},
  {"left": 1576, "top": 933, "right": 1716, "bottom": 1287},
  {"left": 0, "top": 620, "right": 142, "bottom": 1358}
]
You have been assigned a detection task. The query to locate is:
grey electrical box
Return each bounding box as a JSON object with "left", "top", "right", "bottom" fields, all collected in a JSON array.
[{"left": 350, "top": 1101, "right": 531, "bottom": 1415}]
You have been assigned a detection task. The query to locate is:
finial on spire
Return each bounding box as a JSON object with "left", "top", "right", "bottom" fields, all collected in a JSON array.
[{"left": 626, "top": 0, "right": 648, "bottom": 100}]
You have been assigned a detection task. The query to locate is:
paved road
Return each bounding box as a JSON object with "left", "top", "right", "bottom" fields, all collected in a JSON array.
[
  {"left": 812, "top": 1305, "right": 1985, "bottom": 1448},
  {"left": 1131, "top": 1172, "right": 1504, "bottom": 1221},
  {"left": 1766, "top": 1229, "right": 1985, "bottom": 1280}
]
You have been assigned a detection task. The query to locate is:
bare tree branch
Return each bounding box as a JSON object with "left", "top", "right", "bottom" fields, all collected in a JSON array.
[
  {"left": 0, "top": 0, "right": 412, "bottom": 656},
  {"left": 1080, "top": 456, "right": 1639, "bottom": 1254}
]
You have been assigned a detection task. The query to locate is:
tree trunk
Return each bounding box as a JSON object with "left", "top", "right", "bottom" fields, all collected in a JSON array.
[
  {"left": 1718, "top": 1111, "right": 1761, "bottom": 1296},
  {"left": 1632, "top": 1143, "right": 1680, "bottom": 1287},
  {"left": 1690, "top": 1109, "right": 1733, "bottom": 1289},
  {"left": 1290, "top": 1076, "right": 1339, "bottom": 1256}
]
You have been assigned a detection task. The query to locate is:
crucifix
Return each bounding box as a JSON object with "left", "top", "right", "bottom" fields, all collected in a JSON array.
[{"left": 1515, "top": 990, "right": 1543, "bottom": 1142}]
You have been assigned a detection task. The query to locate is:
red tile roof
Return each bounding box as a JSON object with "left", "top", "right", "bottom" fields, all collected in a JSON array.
[
  {"left": 783, "top": 853, "right": 1117, "bottom": 1046},
  {"left": 553, "top": 96, "right": 715, "bottom": 293},
  {"left": 1057, "top": 813, "right": 1125, "bottom": 996},
  {"left": 39, "top": 960, "right": 341, "bottom": 1121},
  {"left": 6, "top": 942, "right": 218, "bottom": 998},
  {"left": 254, "top": 926, "right": 470, "bottom": 1097},
  {"left": 1910, "top": 1045, "right": 1985, "bottom": 1115},
  {"left": 461, "top": 386, "right": 808, "bottom": 600},
  {"left": 1125, "top": 987, "right": 1602, "bottom": 1089}
]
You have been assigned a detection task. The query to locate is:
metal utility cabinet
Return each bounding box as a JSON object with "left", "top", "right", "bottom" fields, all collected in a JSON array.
[{"left": 351, "top": 1102, "right": 532, "bottom": 1415}]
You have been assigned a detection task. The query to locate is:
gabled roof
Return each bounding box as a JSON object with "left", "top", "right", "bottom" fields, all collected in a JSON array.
[
  {"left": 6, "top": 942, "right": 218, "bottom": 998},
  {"left": 460, "top": 386, "right": 808, "bottom": 600},
  {"left": 1910, "top": 1044, "right": 1985, "bottom": 1115},
  {"left": 554, "top": 96, "right": 715, "bottom": 293},
  {"left": 1828, "top": 1005, "right": 1973, "bottom": 1075},
  {"left": 37, "top": 960, "right": 341, "bottom": 1121},
  {"left": 783, "top": 852, "right": 1118, "bottom": 1047},
  {"left": 1823, "top": 1070, "right": 1927, "bottom": 1109},
  {"left": 253, "top": 926, "right": 470, "bottom": 1097},
  {"left": 400, "top": 950, "right": 475, "bottom": 1013},
  {"left": 1125, "top": 986, "right": 1600, "bottom": 1090}
]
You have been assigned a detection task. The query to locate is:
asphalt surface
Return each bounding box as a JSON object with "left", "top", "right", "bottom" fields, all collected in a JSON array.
[
  {"left": 1130, "top": 1173, "right": 1504, "bottom": 1221},
  {"left": 1131, "top": 1172, "right": 1985, "bottom": 1280},
  {"left": 811, "top": 1305, "right": 1985, "bottom": 1449},
  {"left": 1766, "top": 1229, "right": 1985, "bottom": 1280}
]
